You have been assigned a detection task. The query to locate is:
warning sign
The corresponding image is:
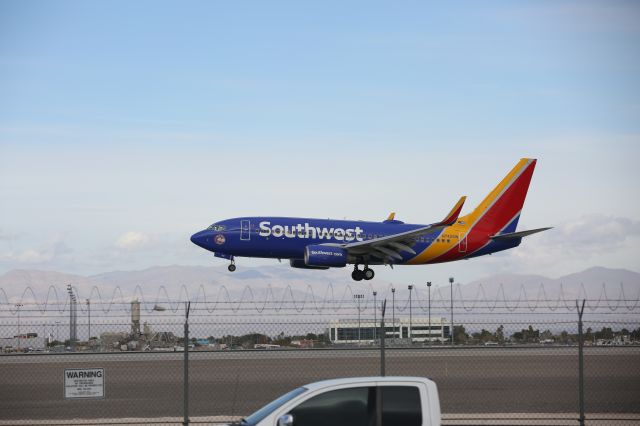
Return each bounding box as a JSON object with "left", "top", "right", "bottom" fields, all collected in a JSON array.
[{"left": 64, "top": 368, "right": 105, "bottom": 399}]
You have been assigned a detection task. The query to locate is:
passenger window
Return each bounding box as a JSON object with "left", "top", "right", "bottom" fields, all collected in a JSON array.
[
  {"left": 288, "top": 387, "right": 373, "bottom": 426},
  {"left": 381, "top": 386, "right": 422, "bottom": 426}
]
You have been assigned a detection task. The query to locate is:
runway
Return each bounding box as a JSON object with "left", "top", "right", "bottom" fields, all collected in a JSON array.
[{"left": 0, "top": 347, "right": 638, "bottom": 422}]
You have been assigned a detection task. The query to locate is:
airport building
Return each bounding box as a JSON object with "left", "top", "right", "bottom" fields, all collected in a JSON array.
[
  {"left": 328, "top": 317, "right": 450, "bottom": 344},
  {"left": 1, "top": 335, "right": 47, "bottom": 352}
]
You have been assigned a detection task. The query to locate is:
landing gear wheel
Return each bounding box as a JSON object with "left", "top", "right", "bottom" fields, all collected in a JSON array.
[
  {"left": 363, "top": 268, "right": 375, "bottom": 280},
  {"left": 228, "top": 258, "right": 236, "bottom": 272},
  {"left": 351, "top": 267, "right": 364, "bottom": 281}
]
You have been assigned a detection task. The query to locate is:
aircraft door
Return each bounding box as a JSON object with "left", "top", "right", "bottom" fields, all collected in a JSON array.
[
  {"left": 240, "top": 219, "right": 251, "bottom": 241},
  {"left": 458, "top": 232, "right": 467, "bottom": 253}
]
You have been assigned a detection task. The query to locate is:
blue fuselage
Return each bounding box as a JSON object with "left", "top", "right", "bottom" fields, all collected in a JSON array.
[
  {"left": 191, "top": 217, "right": 427, "bottom": 263},
  {"left": 190, "top": 216, "right": 521, "bottom": 265}
]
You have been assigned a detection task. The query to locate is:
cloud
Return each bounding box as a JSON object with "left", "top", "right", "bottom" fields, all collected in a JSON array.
[
  {"left": 486, "top": 214, "right": 640, "bottom": 277},
  {"left": 0, "top": 229, "right": 19, "bottom": 241},
  {"left": 474, "top": 214, "right": 640, "bottom": 276},
  {"left": 115, "top": 232, "right": 150, "bottom": 250},
  {"left": 546, "top": 214, "right": 640, "bottom": 254},
  {"left": 11, "top": 249, "right": 48, "bottom": 263},
  {"left": 0, "top": 238, "right": 74, "bottom": 264}
]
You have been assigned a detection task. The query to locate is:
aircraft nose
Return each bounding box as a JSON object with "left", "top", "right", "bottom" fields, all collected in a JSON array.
[{"left": 190, "top": 230, "right": 209, "bottom": 248}]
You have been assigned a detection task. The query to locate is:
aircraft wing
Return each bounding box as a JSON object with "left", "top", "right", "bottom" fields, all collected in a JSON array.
[{"left": 337, "top": 196, "right": 466, "bottom": 264}]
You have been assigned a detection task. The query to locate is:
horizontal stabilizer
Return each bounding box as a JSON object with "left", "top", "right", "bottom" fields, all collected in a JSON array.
[{"left": 491, "top": 227, "right": 552, "bottom": 240}]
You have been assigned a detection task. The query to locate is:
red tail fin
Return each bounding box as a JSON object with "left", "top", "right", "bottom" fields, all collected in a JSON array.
[{"left": 460, "top": 158, "right": 537, "bottom": 235}]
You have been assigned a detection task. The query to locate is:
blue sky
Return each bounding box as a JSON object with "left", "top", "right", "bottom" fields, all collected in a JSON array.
[{"left": 1, "top": 1, "right": 639, "bottom": 284}]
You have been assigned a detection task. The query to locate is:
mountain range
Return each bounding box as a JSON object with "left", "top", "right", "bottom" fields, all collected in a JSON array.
[{"left": 0, "top": 265, "right": 638, "bottom": 305}]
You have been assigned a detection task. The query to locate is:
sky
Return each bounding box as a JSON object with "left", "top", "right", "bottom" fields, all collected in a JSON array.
[{"left": 1, "top": 1, "right": 639, "bottom": 286}]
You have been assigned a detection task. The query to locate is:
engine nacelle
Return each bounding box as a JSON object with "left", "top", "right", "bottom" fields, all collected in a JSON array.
[
  {"left": 289, "top": 259, "right": 329, "bottom": 270},
  {"left": 304, "top": 245, "right": 348, "bottom": 268}
]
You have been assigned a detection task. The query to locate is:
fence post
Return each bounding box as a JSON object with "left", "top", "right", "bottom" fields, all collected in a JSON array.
[
  {"left": 67, "top": 285, "right": 77, "bottom": 351},
  {"left": 380, "top": 300, "right": 386, "bottom": 377},
  {"left": 184, "top": 301, "right": 191, "bottom": 426},
  {"left": 576, "top": 299, "right": 586, "bottom": 426},
  {"left": 377, "top": 300, "right": 386, "bottom": 426}
]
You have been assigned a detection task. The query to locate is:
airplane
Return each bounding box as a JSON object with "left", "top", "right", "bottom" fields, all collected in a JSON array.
[{"left": 191, "top": 158, "right": 551, "bottom": 281}]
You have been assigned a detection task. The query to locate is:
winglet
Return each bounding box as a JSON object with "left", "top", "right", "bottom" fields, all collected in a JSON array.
[
  {"left": 386, "top": 212, "right": 396, "bottom": 221},
  {"left": 438, "top": 196, "right": 466, "bottom": 226}
]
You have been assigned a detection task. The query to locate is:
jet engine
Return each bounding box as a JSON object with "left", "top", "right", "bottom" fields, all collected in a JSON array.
[
  {"left": 289, "top": 259, "right": 329, "bottom": 270},
  {"left": 304, "top": 245, "right": 348, "bottom": 268}
]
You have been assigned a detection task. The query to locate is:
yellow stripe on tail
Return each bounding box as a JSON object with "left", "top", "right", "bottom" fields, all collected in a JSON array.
[{"left": 458, "top": 158, "right": 533, "bottom": 227}]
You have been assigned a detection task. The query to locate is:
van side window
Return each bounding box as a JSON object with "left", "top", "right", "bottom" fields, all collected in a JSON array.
[
  {"left": 288, "top": 386, "right": 373, "bottom": 426},
  {"left": 381, "top": 386, "right": 422, "bottom": 426}
]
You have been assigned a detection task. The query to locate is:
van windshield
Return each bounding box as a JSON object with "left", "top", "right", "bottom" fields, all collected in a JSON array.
[{"left": 241, "top": 387, "right": 307, "bottom": 425}]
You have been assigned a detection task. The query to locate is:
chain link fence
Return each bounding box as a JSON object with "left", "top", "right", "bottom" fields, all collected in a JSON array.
[{"left": 1, "top": 287, "right": 639, "bottom": 425}]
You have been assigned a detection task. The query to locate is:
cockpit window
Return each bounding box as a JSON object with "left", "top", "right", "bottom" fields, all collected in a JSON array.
[{"left": 207, "top": 224, "right": 226, "bottom": 231}]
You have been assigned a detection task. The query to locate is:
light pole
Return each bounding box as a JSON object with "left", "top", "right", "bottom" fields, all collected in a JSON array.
[
  {"left": 353, "top": 294, "right": 364, "bottom": 343},
  {"left": 15, "top": 304, "right": 23, "bottom": 350},
  {"left": 449, "top": 277, "right": 454, "bottom": 345},
  {"left": 86, "top": 299, "right": 91, "bottom": 342},
  {"left": 391, "top": 288, "right": 396, "bottom": 342},
  {"left": 373, "top": 291, "right": 377, "bottom": 342},
  {"left": 408, "top": 285, "right": 413, "bottom": 344},
  {"left": 427, "top": 282, "right": 432, "bottom": 345},
  {"left": 55, "top": 321, "right": 60, "bottom": 342}
]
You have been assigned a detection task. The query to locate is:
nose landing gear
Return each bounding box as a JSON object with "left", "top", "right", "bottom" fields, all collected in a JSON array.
[
  {"left": 228, "top": 257, "right": 236, "bottom": 272},
  {"left": 351, "top": 265, "right": 375, "bottom": 281}
]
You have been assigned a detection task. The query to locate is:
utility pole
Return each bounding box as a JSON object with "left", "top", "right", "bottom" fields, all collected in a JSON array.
[
  {"left": 449, "top": 277, "right": 454, "bottom": 345},
  {"left": 353, "top": 294, "right": 364, "bottom": 343},
  {"left": 373, "top": 291, "right": 377, "bottom": 342},
  {"left": 427, "top": 282, "right": 432, "bottom": 345},
  {"left": 391, "top": 288, "right": 396, "bottom": 343},
  {"left": 408, "top": 285, "right": 413, "bottom": 344}
]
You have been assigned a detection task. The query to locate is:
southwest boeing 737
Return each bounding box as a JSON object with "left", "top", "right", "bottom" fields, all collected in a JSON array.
[{"left": 191, "top": 158, "right": 551, "bottom": 281}]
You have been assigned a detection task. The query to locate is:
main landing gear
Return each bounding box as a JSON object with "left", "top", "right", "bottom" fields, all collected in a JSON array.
[
  {"left": 228, "top": 257, "right": 236, "bottom": 272},
  {"left": 351, "top": 265, "right": 374, "bottom": 281}
]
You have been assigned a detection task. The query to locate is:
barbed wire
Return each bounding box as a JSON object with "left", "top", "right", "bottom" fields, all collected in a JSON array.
[{"left": 1, "top": 281, "right": 639, "bottom": 315}]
